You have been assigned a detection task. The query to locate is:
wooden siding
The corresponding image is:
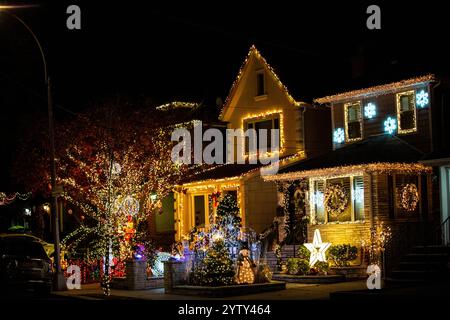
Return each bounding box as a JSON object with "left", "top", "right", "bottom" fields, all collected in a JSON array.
[{"left": 332, "top": 85, "right": 432, "bottom": 153}]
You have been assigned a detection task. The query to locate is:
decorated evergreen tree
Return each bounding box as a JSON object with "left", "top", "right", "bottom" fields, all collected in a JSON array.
[
  {"left": 193, "top": 239, "right": 235, "bottom": 286},
  {"left": 216, "top": 193, "right": 240, "bottom": 219},
  {"left": 215, "top": 193, "right": 241, "bottom": 248}
]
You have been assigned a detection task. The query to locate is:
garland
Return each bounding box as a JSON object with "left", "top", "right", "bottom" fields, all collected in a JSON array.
[
  {"left": 324, "top": 184, "right": 349, "bottom": 217},
  {"left": 0, "top": 192, "right": 32, "bottom": 206},
  {"left": 400, "top": 183, "right": 419, "bottom": 212}
]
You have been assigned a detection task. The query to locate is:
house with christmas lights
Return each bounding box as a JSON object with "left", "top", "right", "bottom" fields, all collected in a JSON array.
[
  {"left": 265, "top": 74, "right": 450, "bottom": 275},
  {"left": 172, "top": 46, "right": 331, "bottom": 241}
]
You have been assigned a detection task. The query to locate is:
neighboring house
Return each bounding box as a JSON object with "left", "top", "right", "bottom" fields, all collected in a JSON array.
[
  {"left": 172, "top": 46, "right": 331, "bottom": 241},
  {"left": 265, "top": 74, "right": 450, "bottom": 264},
  {"left": 150, "top": 101, "right": 228, "bottom": 247}
]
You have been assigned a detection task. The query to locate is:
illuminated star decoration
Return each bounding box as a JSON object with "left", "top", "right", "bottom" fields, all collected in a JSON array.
[
  {"left": 364, "top": 103, "right": 377, "bottom": 119},
  {"left": 416, "top": 90, "right": 429, "bottom": 108},
  {"left": 333, "top": 128, "right": 345, "bottom": 144},
  {"left": 384, "top": 116, "right": 397, "bottom": 134},
  {"left": 303, "top": 229, "right": 331, "bottom": 267}
]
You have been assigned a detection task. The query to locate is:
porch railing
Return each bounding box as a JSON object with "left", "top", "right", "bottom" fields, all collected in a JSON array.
[
  {"left": 384, "top": 221, "right": 436, "bottom": 276},
  {"left": 438, "top": 216, "right": 450, "bottom": 246}
]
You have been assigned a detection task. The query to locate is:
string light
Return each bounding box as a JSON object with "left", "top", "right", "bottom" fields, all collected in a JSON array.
[
  {"left": 156, "top": 101, "right": 199, "bottom": 111},
  {"left": 0, "top": 192, "right": 32, "bottom": 206},
  {"left": 314, "top": 74, "right": 435, "bottom": 104},
  {"left": 396, "top": 91, "right": 417, "bottom": 134},
  {"left": 241, "top": 109, "right": 285, "bottom": 155},
  {"left": 219, "top": 45, "right": 301, "bottom": 120},
  {"left": 400, "top": 183, "right": 419, "bottom": 212},
  {"left": 344, "top": 102, "right": 362, "bottom": 142},
  {"left": 236, "top": 248, "right": 255, "bottom": 284},
  {"left": 56, "top": 122, "right": 187, "bottom": 296},
  {"left": 264, "top": 163, "right": 431, "bottom": 181}
]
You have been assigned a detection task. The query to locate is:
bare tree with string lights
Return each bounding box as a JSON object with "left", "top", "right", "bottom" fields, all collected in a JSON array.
[{"left": 13, "top": 97, "right": 190, "bottom": 295}]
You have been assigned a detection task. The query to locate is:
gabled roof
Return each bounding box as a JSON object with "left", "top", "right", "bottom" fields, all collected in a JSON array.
[
  {"left": 219, "top": 45, "right": 301, "bottom": 120},
  {"left": 182, "top": 163, "right": 262, "bottom": 185},
  {"left": 181, "top": 151, "right": 305, "bottom": 185},
  {"left": 314, "top": 74, "right": 436, "bottom": 104},
  {"left": 265, "top": 135, "right": 430, "bottom": 180}
]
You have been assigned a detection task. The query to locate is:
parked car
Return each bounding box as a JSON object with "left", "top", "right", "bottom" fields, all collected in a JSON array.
[
  {"left": 0, "top": 235, "right": 53, "bottom": 293},
  {"left": 0, "top": 233, "right": 54, "bottom": 257}
]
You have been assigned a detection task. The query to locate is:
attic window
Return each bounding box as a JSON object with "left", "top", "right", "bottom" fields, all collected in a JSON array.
[{"left": 256, "top": 71, "right": 265, "bottom": 96}]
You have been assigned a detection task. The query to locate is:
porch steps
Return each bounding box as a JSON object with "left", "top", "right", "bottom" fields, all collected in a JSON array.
[{"left": 386, "top": 245, "right": 450, "bottom": 285}]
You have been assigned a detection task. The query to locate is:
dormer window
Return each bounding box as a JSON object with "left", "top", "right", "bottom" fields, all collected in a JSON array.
[
  {"left": 256, "top": 71, "right": 265, "bottom": 96},
  {"left": 396, "top": 91, "right": 417, "bottom": 134},
  {"left": 344, "top": 101, "right": 362, "bottom": 142}
]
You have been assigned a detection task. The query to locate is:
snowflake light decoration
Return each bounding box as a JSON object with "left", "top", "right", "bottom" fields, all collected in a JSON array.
[
  {"left": 416, "top": 90, "right": 429, "bottom": 108},
  {"left": 384, "top": 117, "right": 397, "bottom": 135},
  {"left": 364, "top": 103, "right": 377, "bottom": 119},
  {"left": 352, "top": 188, "right": 364, "bottom": 203},
  {"left": 333, "top": 128, "right": 345, "bottom": 144}
]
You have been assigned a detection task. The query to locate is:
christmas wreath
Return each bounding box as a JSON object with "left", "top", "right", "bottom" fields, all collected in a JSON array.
[
  {"left": 324, "top": 184, "right": 349, "bottom": 217},
  {"left": 400, "top": 183, "right": 419, "bottom": 212}
]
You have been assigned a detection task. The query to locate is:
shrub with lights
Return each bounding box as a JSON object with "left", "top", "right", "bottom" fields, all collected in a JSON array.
[{"left": 328, "top": 244, "right": 358, "bottom": 267}]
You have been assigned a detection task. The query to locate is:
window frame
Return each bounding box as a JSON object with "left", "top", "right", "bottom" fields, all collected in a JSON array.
[
  {"left": 256, "top": 70, "right": 266, "bottom": 97},
  {"left": 310, "top": 174, "right": 365, "bottom": 225},
  {"left": 244, "top": 115, "right": 280, "bottom": 155},
  {"left": 344, "top": 101, "right": 363, "bottom": 142},
  {"left": 396, "top": 90, "right": 417, "bottom": 134}
]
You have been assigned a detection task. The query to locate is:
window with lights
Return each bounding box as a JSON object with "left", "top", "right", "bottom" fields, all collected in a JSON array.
[
  {"left": 244, "top": 116, "right": 280, "bottom": 153},
  {"left": 396, "top": 91, "right": 417, "bottom": 134},
  {"left": 344, "top": 101, "right": 363, "bottom": 142},
  {"left": 310, "top": 175, "right": 364, "bottom": 224}
]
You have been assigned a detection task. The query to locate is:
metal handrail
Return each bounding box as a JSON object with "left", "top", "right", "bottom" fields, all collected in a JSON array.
[{"left": 439, "top": 216, "right": 450, "bottom": 246}]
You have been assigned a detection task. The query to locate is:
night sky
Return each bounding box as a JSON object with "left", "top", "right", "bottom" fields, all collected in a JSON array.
[{"left": 1, "top": 1, "right": 449, "bottom": 189}]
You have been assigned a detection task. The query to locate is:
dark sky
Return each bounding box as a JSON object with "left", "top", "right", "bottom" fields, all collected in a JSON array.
[{"left": 1, "top": 1, "right": 449, "bottom": 188}]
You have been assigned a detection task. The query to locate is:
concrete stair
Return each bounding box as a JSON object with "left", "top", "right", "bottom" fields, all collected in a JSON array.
[{"left": 386, "top": 245, "right": 450, "bottom": 285}]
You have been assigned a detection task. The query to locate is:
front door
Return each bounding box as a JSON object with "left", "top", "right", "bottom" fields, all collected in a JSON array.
[{"left": 194, "top": 195, "right": 206, "bottom": 228}]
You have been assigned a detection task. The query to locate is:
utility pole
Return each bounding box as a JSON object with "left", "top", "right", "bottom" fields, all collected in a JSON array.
[
  {"left": 48, "top": 77, "right": 67, "bottom": 290},
  {"left": 0, "top": 9, "right": 67, "bottom": 291}
]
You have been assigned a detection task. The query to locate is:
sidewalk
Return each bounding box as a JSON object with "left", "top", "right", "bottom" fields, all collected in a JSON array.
[{"left": 54, "top": 280, "right": 368, "bottom": 300}]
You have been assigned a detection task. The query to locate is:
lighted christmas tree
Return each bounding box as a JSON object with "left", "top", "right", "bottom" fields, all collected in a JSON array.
[
  {"left": 216, "top": 193, "right": 240, "bottom": 219},
  {"left": 215, "top": 193, "right": 241, "bottom": 248},
  {"left": 194, "top": 239, "right": 235, "bottom": 286}
]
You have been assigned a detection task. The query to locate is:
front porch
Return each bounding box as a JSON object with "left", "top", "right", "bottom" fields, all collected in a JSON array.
[{"left": 262, "top": 135, "right": 444, "bottom": 275}]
